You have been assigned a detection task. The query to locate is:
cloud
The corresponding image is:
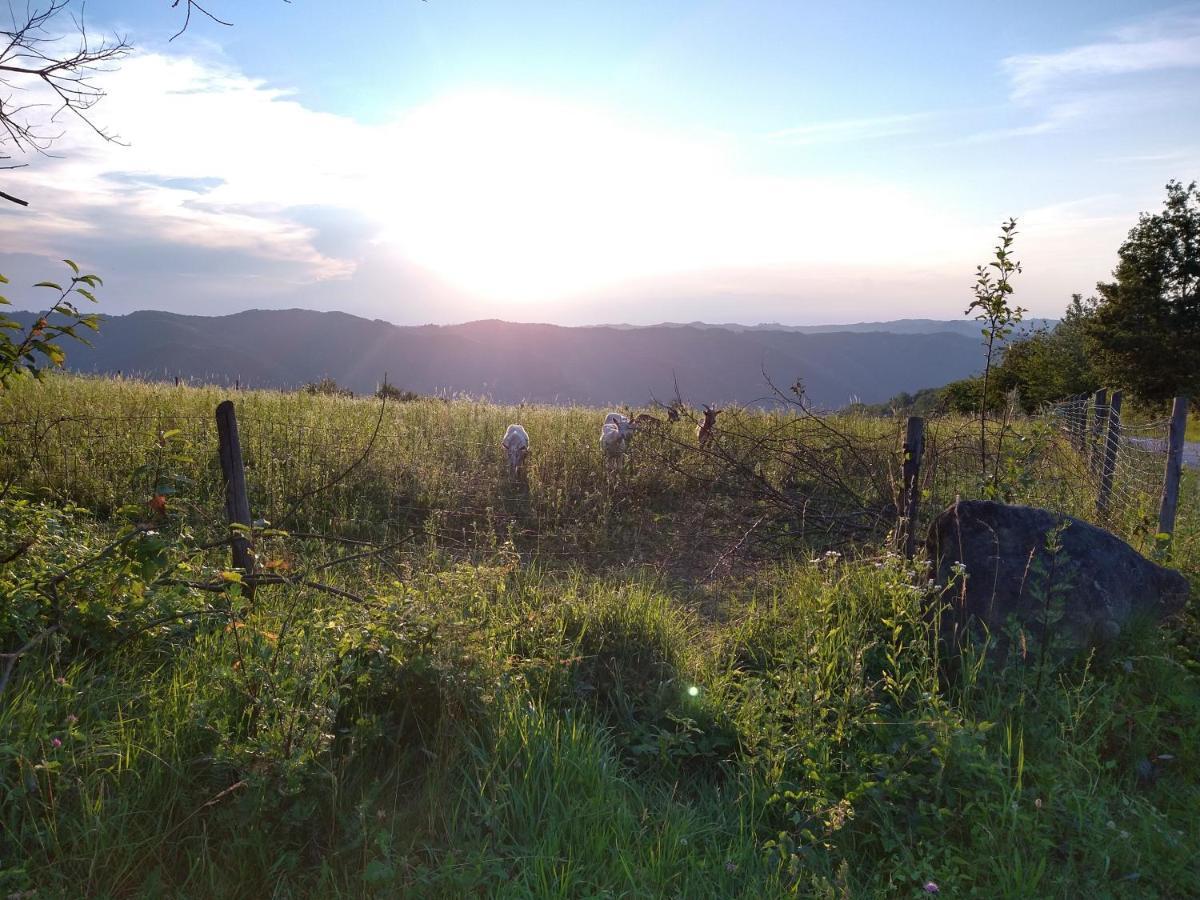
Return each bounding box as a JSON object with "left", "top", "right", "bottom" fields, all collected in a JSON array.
[
  {"left": 2, "top": 40, "right": 1166, "bottom": 326},
  {"left": 766, "top": 112, "right": 935, "bottom": 146},
  {"left": 951, "top": 101, "right": 1085, "bottom": 146},
  {"left": 1003, "top": 10, "right": 1200, "bottom": 100},
  {"left": 102, "top": 173, "right": 225, "bottom": 193},
  {"left": 1, "top": 52, "right": 991, "bottom": 318}
]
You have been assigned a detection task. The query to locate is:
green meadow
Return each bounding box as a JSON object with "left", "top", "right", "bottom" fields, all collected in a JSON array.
[{"left": 1, "top": 375, "right": 1198, "bottom": 898}]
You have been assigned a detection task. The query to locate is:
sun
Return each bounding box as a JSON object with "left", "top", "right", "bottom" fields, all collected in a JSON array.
[
  {"left": 362, "top": 90, "right": 980, "bottom": 310},
  {"left": 367, "top": 90, "right": 729, "bottom": 303}
]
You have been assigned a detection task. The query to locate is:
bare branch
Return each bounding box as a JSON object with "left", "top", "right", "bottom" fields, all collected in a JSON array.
[
  {"left": 169, "top": 0, "right": 233, "bottom": 42},
  {"left": 2, "top": 0, "right": 289, "bottom": 205}
]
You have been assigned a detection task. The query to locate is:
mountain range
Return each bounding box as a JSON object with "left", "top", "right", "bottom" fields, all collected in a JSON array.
[{"left": 11, "top": 308, "right": 1002, "bottom": 407}]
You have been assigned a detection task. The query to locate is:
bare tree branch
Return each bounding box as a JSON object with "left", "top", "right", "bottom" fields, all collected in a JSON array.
[{"left": 2, "top": 0, "right": 289, "bottom": 205}]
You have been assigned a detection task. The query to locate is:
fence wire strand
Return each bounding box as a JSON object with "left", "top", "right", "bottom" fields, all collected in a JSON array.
[{"left": 0, "top": 391, "right": 1181, "bottom": 568}]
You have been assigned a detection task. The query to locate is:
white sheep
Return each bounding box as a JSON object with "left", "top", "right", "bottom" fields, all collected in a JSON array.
[
  {"left": 600, "top": 421, "right": 625, "bottom": 461},
  {"left": 604, "top": 411, "right": 632, "bottom": 436},
  {"left": 501, "top": 424, "right": 530, "bottom": 474}
]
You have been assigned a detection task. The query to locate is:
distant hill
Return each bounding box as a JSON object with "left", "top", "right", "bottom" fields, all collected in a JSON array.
[
  {"left": 8, "top": 309, "right": 990, "bottom": 407},
  {"left": 610, "top": 318, "right": 1057, "bottom": 340}
]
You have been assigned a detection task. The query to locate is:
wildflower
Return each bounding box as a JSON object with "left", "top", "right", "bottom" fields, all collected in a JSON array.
[
  {"left": 725, "top": 860, "right": 737, "bottom": 873},
  {"left": 923, "top": 882, "right": 939, "bottom": 894},
  {"left": 66, "top": 714, "right": 78, "bottom": 725},
  {"left": 50, "top": 737, "right": 62, "bottom": 749},
  {"left": 1034, "top": 798, "right": 1042, "bottom": 810},
  {"left": 54, "top": 676, "right": 66, "bottom": 686}
]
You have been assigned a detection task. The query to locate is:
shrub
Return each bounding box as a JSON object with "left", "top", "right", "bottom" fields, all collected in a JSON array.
[
  {"left": 303, "top": 377, "right": 354, "bottom": 397},
  {"left": 376, "top": 382, "right": 421, "bottom": 402}
]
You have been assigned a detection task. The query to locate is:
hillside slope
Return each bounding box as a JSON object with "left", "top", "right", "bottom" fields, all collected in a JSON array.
[{"left": 10, "top": 309, "right": 984, "bottom": 406}]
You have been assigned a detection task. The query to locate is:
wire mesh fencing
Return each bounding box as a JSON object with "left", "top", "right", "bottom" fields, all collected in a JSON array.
[
  {"left": 0, "top": 388, "right": 1185, "bottom": 571},
  {"left": 1041, "top": 391, "right": 1177, "bottom": 546}
]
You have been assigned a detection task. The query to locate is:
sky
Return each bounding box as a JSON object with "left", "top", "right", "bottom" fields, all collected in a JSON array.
[{"left": 1, "top": 0, "right": 1198, "bottom": 326}]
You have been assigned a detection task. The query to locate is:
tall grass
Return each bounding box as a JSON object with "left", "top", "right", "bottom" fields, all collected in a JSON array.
[{"left": 1, "top": 375, "right": 1197, "bottom": 897}]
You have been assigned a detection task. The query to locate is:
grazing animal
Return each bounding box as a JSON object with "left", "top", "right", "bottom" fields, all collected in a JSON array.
[
  {"left": 600, "top": 422, "right": 625, "bottom": 462},
  {"left": 604, "top": 411, "right": 633, "bottom": 437},
  {"left": 501, "top": 424, "right": 530, "bottom": 474},
  {"left": 697, "top": 405, "right": 721, "bottom": 449}
]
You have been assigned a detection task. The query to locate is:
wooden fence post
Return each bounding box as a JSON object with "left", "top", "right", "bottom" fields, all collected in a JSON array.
[
  {"left": 901, "top": 416, "right": 925, "bottom": 559},
  {"left": 1089, "top": 388, "right": 1108, "bottom": 474},
  {"left": 1097, "top": 390, "right": 1123, "bottom": 519},
  {"left": 216, "top": 400, "right": 256, "bottom": 598},
  {"left": 1158, "top": 395, "right": 1190, "bottom": 542}
]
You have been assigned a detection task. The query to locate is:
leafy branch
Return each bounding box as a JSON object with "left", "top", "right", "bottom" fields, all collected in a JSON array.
[
  {"left": 0, "top": 260, "right": 101, "bottom": 389},
  {"left": 966, "top": 218, "right": 1024, "bottom": 478}
]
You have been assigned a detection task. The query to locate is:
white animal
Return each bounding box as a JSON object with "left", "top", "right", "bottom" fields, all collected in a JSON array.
[
  {"left": 604, "top": 411, "right": 633, "bottom": 439},
  {"left": 600, "top": 422, "right": 625, "bottom": 460},
  {"left": 501, "top": 424, "right": 530, "bottom": 474}
]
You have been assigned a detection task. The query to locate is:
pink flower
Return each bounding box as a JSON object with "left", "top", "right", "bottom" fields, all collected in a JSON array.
[
  {"left": 50, "top": 737, "right": 62, "bottom": 749},
  {"left": 54, "top": 676, "right": 67, "bottom": 686},
  {"left": 66, "top": 714, "right": 78, "bottom": 725},
  {"left": 923, "top": 882, "right": 940, "bottom": 894}
]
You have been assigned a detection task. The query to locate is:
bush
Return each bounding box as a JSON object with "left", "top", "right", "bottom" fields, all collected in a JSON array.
[
  {"left": 376, "top": 383, "right": 421, "bottom": 402},
  {"left": 302, "top": 377, "right": 354, "bottom": 397}
]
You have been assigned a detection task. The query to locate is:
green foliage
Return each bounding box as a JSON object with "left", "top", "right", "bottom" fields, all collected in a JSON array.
[
  {"left": 993, "top": 295, "right": 1102, "bottom": 412},
  {"left": 375, "top": 382, "right": 421, "bottom": 402},
  {"left": 1088, "top": 179, "right": 1200, "bottom": 401},
  {"left": 966, "top": 219, "right": 1025, "bottom": 469},
  {"left": 0, "top": 376, "right": 1198, "bottom": 897},
  {"left": 844, "top": 385, "right": 949, "bottom": 417},
  {"left": 0, "top": 261, "right": 101, "bottom": 389},
  {"left": 303, "top": 376, "right": 355, "bottom": 397}
]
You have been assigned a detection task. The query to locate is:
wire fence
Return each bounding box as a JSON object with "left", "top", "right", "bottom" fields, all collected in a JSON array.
[
  {"left": 1041, "top": 392, "right": 1176, "bottom": 546},
  {"left": 0, "top": 390, "right": 1185, "bottom": 572}
]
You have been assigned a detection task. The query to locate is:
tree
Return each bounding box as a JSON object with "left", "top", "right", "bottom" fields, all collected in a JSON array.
[
  {"left": 966, "top": 218, "right": 1024, "bottom": 468},
  {"left": 1, "top": 0, "right": 268, "bottom": 206},
  {"left": 992, "top": 294, "right": 1101, "bottom": 411},
  {"left": 1087, "top": 180, "right": 1200, "bottom": 401}
]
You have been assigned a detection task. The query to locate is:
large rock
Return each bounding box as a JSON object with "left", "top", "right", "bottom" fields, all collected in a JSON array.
[{"left": 927, "top": 500, "right": 1189, "bottom": 654}]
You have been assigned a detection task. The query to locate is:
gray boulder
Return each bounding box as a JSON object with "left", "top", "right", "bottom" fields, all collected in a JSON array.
[{"left": 927, "top": 500, "right": 1189, "bottom": 654}]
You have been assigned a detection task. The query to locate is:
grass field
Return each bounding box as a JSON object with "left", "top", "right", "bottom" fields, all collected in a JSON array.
[{"left": 2, "top": 375, "right": 1198, "bottom": 898}]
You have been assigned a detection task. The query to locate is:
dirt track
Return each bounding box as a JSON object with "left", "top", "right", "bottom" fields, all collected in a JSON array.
[{"left": 1127, "top": 437, "right": 1200, "bottom": 469}]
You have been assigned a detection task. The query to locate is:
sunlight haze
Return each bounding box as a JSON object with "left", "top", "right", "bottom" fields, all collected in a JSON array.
[{"left": 1, "top": 0, "right": 1198, "bottom": 325}]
